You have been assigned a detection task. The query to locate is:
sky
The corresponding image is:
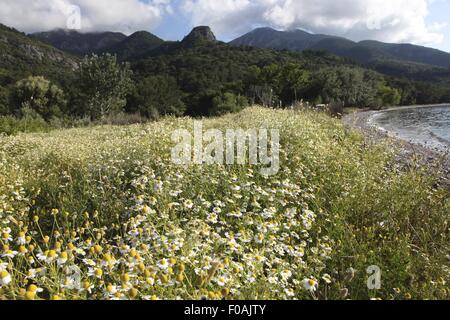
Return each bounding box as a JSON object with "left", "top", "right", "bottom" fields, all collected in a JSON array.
[{"left": 0, "top": 0, "right": 449, "bottom": 52}]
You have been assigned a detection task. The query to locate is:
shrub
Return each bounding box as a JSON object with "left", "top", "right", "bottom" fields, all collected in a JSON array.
[
  {"left": 0, "top": 113, "right": 51, "bottom": 135},
  {"left": 378, "top": 85, "right": 402, "bottom": 108},
  {"left": 100, "top": 112, "right": 146, "bottom": 126},
  {"left": 12, "top": 76, "right": 66, "bottom": 120},
  {"left": 210, "top": 92, "right": 248, "bottom": 116},
  {"left": 0, "top": 85, "right": 10, "bottom": 115}
]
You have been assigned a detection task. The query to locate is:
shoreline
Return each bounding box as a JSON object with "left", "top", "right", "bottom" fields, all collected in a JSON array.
[
  {"left": 376, "top": 103, "right": 450, "bottom": 112},
  {"left": 343, "top": 108, "right": 450, "bottom": 186}
]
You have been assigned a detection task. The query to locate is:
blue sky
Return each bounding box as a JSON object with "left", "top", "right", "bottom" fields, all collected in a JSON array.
[
  {"left": 157, "top": 0, "right": 450, "bottom": 52},
  {"left": 426, "top": 0, "right": 450, "bottom": 51},
  {"left": 1, "top": 0, "right": 449, "bottom": 52}
]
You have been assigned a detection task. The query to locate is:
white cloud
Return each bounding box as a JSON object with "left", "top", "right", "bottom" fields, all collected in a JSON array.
[
  {"left": 0, "top": 0, "right": 173, "bottom": 34},
  {"left": 181, "top": 0, "right": 444, "bottom": 46}
]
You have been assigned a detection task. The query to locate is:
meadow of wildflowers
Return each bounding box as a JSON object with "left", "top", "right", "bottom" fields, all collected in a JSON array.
[{"left": 0, "top": 107, "right": 448, "bottom": 300}]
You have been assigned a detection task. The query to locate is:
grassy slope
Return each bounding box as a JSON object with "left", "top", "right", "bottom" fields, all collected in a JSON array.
[{"left": 0, "top": 107, "right": 448, "bottom": 300}]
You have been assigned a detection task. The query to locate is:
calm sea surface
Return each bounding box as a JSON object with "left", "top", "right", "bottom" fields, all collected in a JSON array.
[{"left": 370, "top": 105, "right": 450, "bottom": 152}]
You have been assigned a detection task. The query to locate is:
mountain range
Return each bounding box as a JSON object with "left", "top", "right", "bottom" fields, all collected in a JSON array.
[
  {"left": 230, "top": 27, "right": 450, "bottom": 69},
  {"left": 30, "top": 26, "right": 450, "bottom": 71},
  {"left": 31, "top": 26, "right": 220, "bottom": 60}
]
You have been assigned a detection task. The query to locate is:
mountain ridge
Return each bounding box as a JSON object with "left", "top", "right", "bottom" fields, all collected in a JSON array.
[
  {"left": 0, "top": 24, "right": 77, "bottom": 80},
  {"left": 99, "top": 31, "right": 164, "bottom": 61},
  {"left": 32, "top": 29, "right": 127, "bottom": 56},
  {"left": 230, "top": 27, "right": 450, "bottom": 68}
]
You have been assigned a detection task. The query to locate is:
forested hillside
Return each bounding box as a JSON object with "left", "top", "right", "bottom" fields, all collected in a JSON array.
[
  {"left": 1, "top": 24, "right": 449, "bottom": 133},
  {"left": 231, "top": 27, "right": 450, "bottom": 68}
]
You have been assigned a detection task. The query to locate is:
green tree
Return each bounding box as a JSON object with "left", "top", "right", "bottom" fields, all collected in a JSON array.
[
  {"left": 278, "top": 64, "right": 310, "bottom": 104},
  {"left": 377, "top": 85, "right": 401, "bottom": 107},
  {"left": 315, "top": 67, "right": 381, "bottom": 108},
  {"left": 209, "top": 92, "right": 248, "bottom": 116},
  {"left": 76, "top": 54, "right": 133, "bottom": 120},
  {"left": 12, "top": 76, "right": 66, "bottom": 120},
  {"left": 127, "top": 75, "right": 186, "bottom": 118},
  {"left": 0, "top": 86, "right": 9, "bottom": 115}
]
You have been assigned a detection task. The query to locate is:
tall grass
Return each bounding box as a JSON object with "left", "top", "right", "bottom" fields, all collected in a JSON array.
[{"left": 0, "top": 107, "right": 447, "bottom": 300}]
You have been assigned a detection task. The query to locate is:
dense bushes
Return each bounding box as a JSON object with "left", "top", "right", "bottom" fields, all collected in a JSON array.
[
  {"left": 0, "top": 113, "right": 52, "bottom": 135},
  {"left": 11, "top": 76, "right": 66, "bottom": 120},
  {"left": 377, "top": 85, "right": 402, "bottom": 108},
  {"left": 0, "top": 55, "right": 137, "bottom": 134},
  {"left": 210, "top": 92, "right": 248, "bottom": 116},
  {"left": 0, "top": 86, "right": 9, "bottom": 115},
  {"left": 126, "top": 75, "right": 186, "bottom": 119},
  {"left": 74, "top": 54, "right": 133, "bottom": 120}
]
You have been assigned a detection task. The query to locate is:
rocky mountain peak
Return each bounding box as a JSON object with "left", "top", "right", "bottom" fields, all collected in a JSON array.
[{"left": 182, "top": 26, "right": 216, "bottom": 46}]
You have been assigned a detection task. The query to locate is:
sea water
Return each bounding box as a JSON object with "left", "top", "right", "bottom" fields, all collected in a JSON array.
[{"left": 370, "top": 105, "right": 450, "bottom": 152}]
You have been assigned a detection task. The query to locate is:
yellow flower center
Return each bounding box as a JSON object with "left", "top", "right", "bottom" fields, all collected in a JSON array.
[
  {"left": 176, "top": 274, "right": 185, "bottom": 282},
  {"left": 121, "top": 274, "right": 130, "bottom": 283},
  {"left": 95, "top": 269, "right": 103, "bottom": 277},
  {"left": 28, "top": 284, "right": 38, "bottom": 292},
  {"left": 24, "top": 291, "right": 36, "bottom": 300},
  {"left": 160, "top": 275, "right": 169, "bottom": 284},
  {"left": 47, "top": 250, "right": 57, "bottom": 258},
  {"left": 128, "top": 288, "right": 138, "bottom": 298}
]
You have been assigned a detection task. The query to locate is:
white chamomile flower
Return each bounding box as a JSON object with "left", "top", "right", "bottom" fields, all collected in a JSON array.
[
  {"left": 157, "top": 259, "right": 169, "bottom": 271},
  {"left": 0, "top": 270, "right": 12, "bottom": 286},
  {"left": 303, "top": 278, "right": 319, "bottom": 292},
  {"left": 87, "top": 267, "right": 103, "bottom": 279},
  {"left": 16, "top": 232, "right": 27, "bottom": 245},
  {"left": 280, "top": 270, "right": 293, "bottom": 281},
  {"left": 322, "top": 274, "right": 332, "bottom": 284},
  {"left": 284, "top": 288, "right": 295, "bottom": 297},
  {"left": 216, "top": 276, "right": 228, "bottom": 286},
  {"left": 57, "top": 252, "right": 69, "bottom": 266},
  {"left": 2, "top": 249, "right": 18, "bottom": 259},
  {"left": 183, "top": 199, "right": 194, "bottom": 209}
]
